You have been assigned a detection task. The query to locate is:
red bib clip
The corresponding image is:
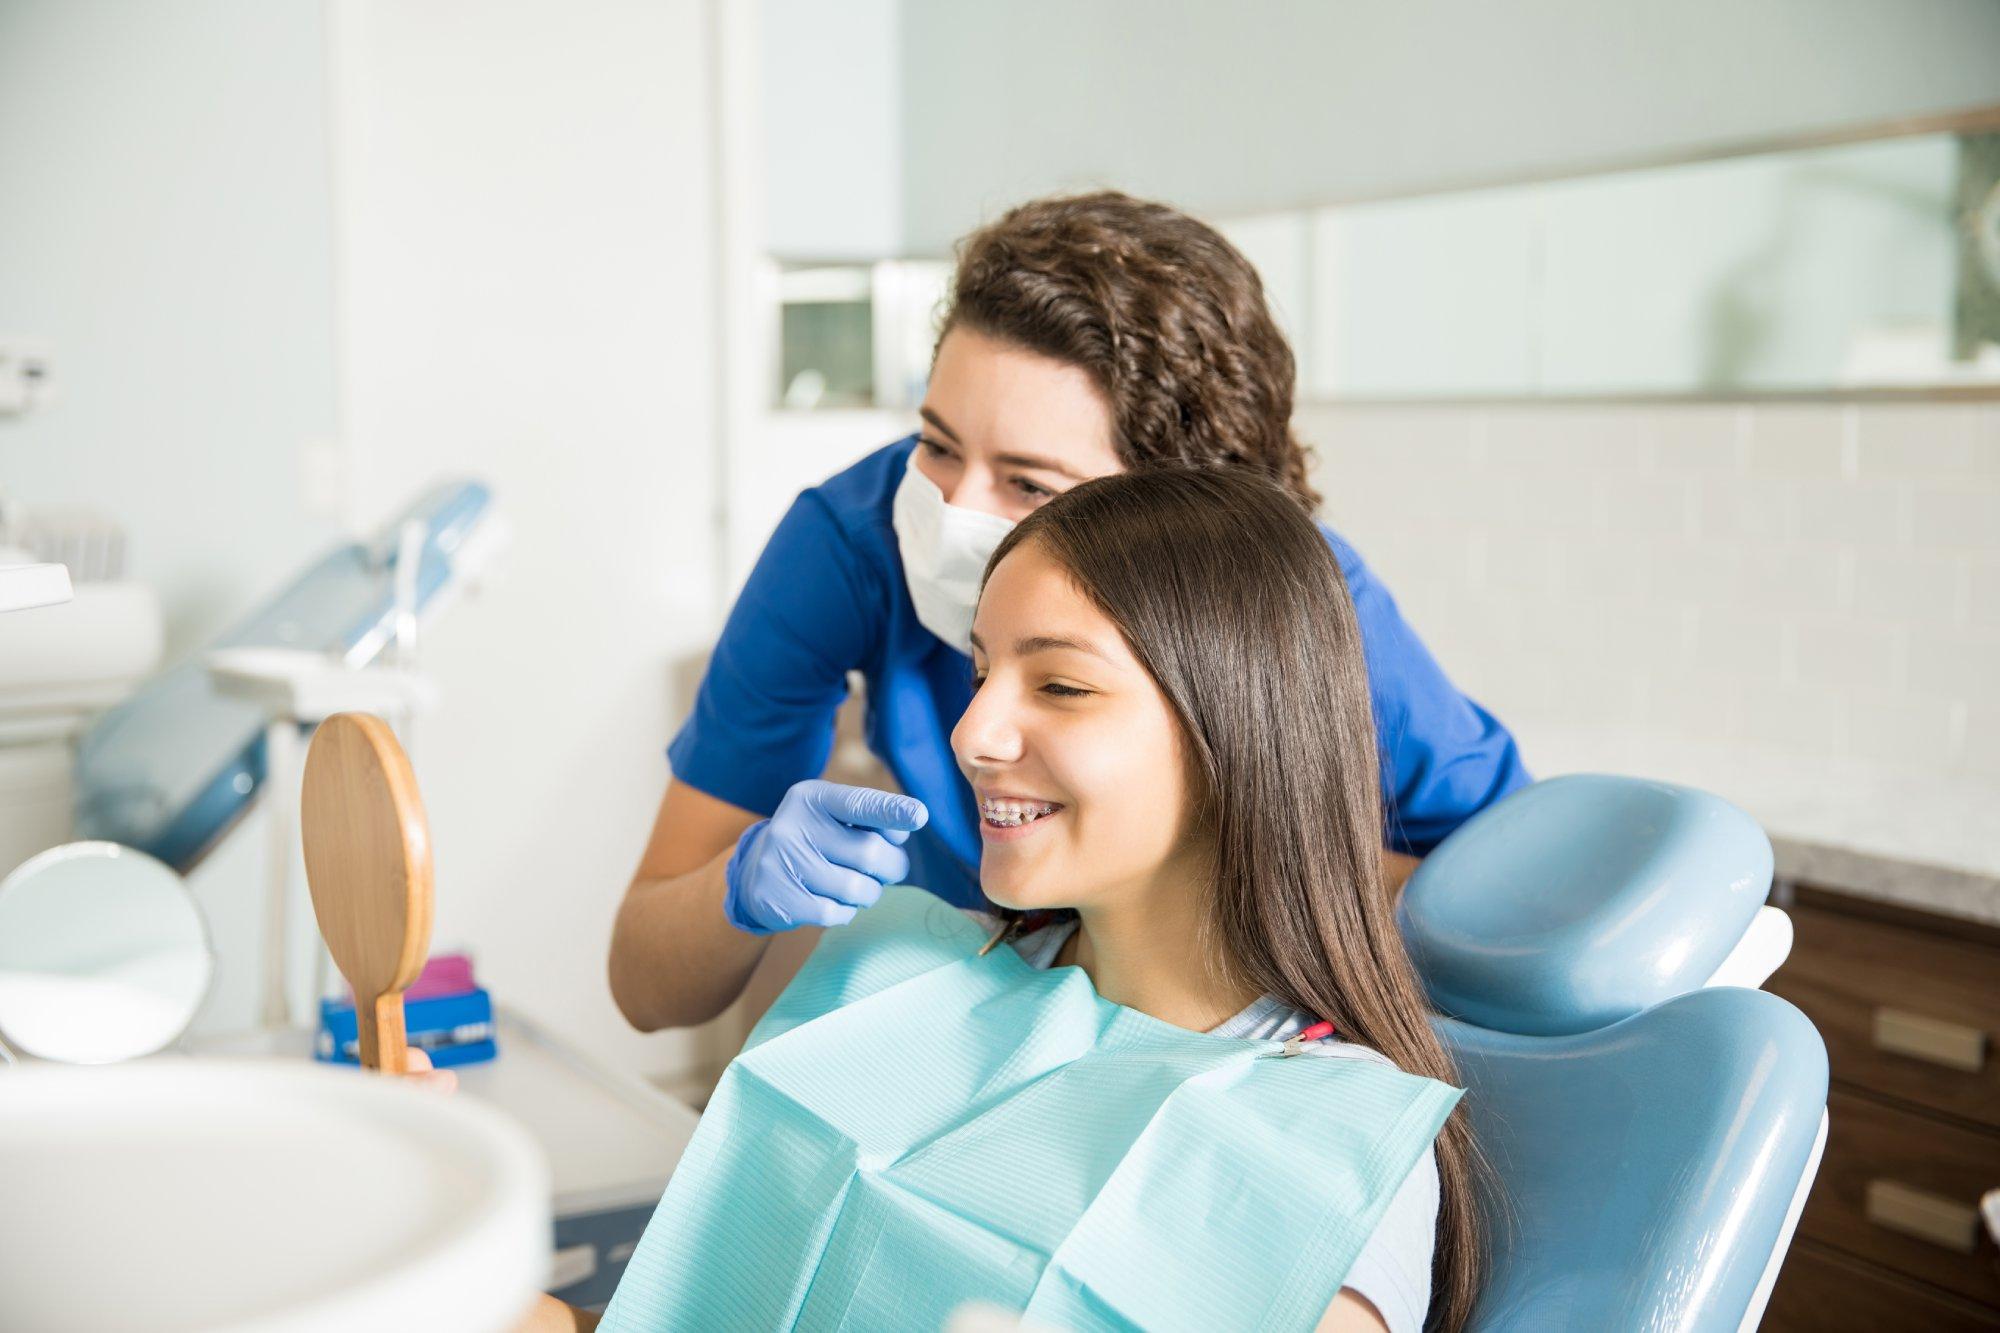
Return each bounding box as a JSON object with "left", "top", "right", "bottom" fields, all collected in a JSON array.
[{"left": 1279, "top": 1020, "right": 1337, "bottom": 1058}]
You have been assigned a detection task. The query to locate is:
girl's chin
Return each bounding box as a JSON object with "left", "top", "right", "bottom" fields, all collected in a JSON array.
[
  {"left": 981, "top": 885, "right": 1032, "bottom": 912},
  {"left": 980, "top": 875, "right": 1066, "bottom": 915}
]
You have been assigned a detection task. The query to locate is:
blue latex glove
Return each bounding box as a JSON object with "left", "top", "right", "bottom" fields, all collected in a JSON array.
[{"left": 723, "top": 780, "right": 930, "bottom": 935}]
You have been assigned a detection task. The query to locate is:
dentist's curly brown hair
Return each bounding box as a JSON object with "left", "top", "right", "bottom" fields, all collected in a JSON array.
[{"left": 940, "top": 190, "right": 1321, "bottom": 511}]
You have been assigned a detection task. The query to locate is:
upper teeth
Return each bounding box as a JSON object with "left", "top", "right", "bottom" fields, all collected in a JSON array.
[{"left": 982, "top": 798, "right": 1060, "bottom": 826}]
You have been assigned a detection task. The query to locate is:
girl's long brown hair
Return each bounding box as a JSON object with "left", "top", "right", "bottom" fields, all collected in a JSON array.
[{"left": 987, "top": 467, "right": 1483, "bottom": 1331}]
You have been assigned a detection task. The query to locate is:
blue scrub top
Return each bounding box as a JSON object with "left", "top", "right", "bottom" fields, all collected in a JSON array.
[{"left": 669, "top": 437, "right": 1530, "bottom": 910}]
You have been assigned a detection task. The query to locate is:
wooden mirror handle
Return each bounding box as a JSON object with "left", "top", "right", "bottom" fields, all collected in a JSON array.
[{"left": 359, "top": 991, "right": 410, "bottom": 1075}]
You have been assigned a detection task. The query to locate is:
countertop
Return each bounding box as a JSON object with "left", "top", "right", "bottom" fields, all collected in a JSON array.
[
  {"left": 1515, "top": 723, "right": 2000, "bottom": 928},
  {"left": 184, "top": 1005, "right": 698, "bottom": 1216}
]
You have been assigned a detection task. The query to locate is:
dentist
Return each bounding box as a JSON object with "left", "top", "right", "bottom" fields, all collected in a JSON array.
[{"left": 608, "top": 192, "right": 1530, "bottom": 1035}]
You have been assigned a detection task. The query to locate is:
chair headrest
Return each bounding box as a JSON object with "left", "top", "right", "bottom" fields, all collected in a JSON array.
[{"left": 1398, "top": 774, "right": 1772, "bottom": 1036}]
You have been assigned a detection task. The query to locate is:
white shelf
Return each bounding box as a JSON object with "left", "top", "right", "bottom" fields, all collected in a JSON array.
[{"left": 0, "top": 563, "right": 72, "bottom": 613}]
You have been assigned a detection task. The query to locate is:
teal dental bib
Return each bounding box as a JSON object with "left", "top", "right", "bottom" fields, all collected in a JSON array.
[{"left": 601, "top": 889, "right": 1460, "bottom": 1331}]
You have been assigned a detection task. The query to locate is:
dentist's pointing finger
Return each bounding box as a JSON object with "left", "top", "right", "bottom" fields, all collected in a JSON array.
[
  {"left": 722, "top": 780, "right": 931, "bottom": 936},
  {"left": 815, "top": 782, "right": 928, "bottom": 844}
]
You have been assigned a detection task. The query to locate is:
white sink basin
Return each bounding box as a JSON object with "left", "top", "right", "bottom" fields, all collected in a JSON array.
[{"left": 0, "top": 1059, "right": 550, "bottom": 1331}]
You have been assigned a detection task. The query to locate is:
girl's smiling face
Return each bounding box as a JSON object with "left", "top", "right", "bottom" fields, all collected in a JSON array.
[{"left": 952, "top": 539, "right": 1212, "bottom": 914}]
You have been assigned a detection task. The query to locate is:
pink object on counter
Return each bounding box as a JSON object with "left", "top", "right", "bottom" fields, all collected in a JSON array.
[
  {"left": 341, "top": 952, "right": 478, "bottom": 1002},
  {"left": 407, "top": 953, "right": 479, "bottom": 1000}
]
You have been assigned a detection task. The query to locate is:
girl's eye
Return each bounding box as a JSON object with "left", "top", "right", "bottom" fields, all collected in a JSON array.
[
  {"left": 1041, "top": 683, "right": 1091, "bottom": 698},
  {"left": 970, "top": 672, "right": 986, "bottom": 691}
]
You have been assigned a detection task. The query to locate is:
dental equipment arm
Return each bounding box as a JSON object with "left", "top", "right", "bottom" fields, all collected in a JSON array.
[{"left": 75, "top": 480, "right": 500, "bottom": 873}]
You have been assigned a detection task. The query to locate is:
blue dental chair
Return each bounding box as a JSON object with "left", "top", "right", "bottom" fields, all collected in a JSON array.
[
  {"left": 1400, "top": 775, "right": 1829, "bottom": 1332},
  {"left": 71, "top": 481, "right": 499, "bottom": 871}
]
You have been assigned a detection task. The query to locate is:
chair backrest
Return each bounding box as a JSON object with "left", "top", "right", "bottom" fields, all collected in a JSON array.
[
  {"left": 1401, "top": 774, "right": 1828, "bottom": 1330},
  {"left": 1446, "top": 988, "right": 1826, "bottom": 1330}
]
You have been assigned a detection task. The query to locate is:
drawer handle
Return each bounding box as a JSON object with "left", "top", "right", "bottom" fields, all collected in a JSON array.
[
  {"left": 1865, "top": 1179, "right": 1979, "bottom": 1253},
  {"left": 1872, "top": 1007, "right": 1987, "bottom": 1073}
]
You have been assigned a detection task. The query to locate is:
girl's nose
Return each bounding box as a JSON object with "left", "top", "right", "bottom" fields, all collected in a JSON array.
[{"left": 952, "top": 682, "right": 1024, "bottom": 768}]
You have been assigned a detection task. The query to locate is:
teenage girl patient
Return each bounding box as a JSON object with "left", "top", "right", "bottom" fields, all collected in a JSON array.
[
  {"left": 956, "top": 468, "right": 1479, "bottom": 1333},
  {"left": 525, "top": 467, "right": 1482, "bottom": 1333}
]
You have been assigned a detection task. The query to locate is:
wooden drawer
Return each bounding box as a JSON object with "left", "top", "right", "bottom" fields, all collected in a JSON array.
[
  {"left": 1799, "top": 1090, "right": 2000, "bottom": 1307},
  {"left": 1766, "top": 1238, "right": 2000, "bottom": 1331},
  {"left": 1769, "top": 896, "right": 2000, "bottom": 1130}
]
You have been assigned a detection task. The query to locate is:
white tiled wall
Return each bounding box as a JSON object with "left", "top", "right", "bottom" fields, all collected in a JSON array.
[{"left": 1299, "top": 401, "right": 2000, "bottom": 780}]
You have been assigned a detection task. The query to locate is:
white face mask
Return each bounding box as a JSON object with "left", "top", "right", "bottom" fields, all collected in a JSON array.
[{"left": 891, "top": 450, "right": 1018, "bottom": 655}]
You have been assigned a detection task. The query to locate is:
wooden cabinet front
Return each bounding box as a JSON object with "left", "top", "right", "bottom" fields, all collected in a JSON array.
[{"left": 1764, "top": 887, "right": 2000, "bottom": 1329}]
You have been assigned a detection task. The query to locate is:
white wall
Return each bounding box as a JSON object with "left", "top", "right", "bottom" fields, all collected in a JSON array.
[
  {"left": 761, "top": 0, "right": 902, "bottom": 260},
  {"left": 0, "top": 0, "right": 750, "bottom": 1085},
  {"left": 331, "top": 0, "right": 725, "bottom": 1080},
  {"left": 748, "top": 0, "right": 916, "bottom": 583},
  {"left": 0, "top": 0, "right": 339, "bottom": 661},
  {"left": 895, "top": 0, "right": 2000, "bottom": 254},
  {"left": 1301, "top": 400, "right": 2000, "bottom": 783}
]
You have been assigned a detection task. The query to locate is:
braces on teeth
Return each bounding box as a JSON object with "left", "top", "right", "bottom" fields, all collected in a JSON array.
[{"left": 982, "top": 799, "right": 1061, "bottom": 827}]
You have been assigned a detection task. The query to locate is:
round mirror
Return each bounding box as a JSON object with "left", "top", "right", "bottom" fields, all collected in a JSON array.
[{"left": 0, "top": 841, "right": 213, "bottom": 1064}]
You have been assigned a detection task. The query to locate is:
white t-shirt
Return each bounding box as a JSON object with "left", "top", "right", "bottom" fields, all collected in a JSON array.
[{"left": 1006, "top": 917, "right": 1440, "bottom": 1333}]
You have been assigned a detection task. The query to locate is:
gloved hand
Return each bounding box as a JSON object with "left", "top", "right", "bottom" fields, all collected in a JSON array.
[{"left": 723, "top": 780, "right": 929, "bottom": 935}]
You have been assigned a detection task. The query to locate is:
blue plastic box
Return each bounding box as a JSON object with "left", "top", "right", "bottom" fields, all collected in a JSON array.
[{"left": 315, "top": 987, "right": 498, "bottom": 1068}]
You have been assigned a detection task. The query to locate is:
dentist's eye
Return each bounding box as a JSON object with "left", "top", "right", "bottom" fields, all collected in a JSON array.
[
  {"left": 919, "top": 438, "right": 957, "bottom": 461},
  {"left": 1012, "top": 476, "right": 1055, "bottom": 502}
]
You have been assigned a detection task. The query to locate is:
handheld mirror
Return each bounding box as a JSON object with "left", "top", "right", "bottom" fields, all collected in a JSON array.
[
  {"left": 301, "top": 711, "right": 433, "bottom": 1074},
  {"left": 0, "top": 842, "right": 213, "bottom": 1063}
]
